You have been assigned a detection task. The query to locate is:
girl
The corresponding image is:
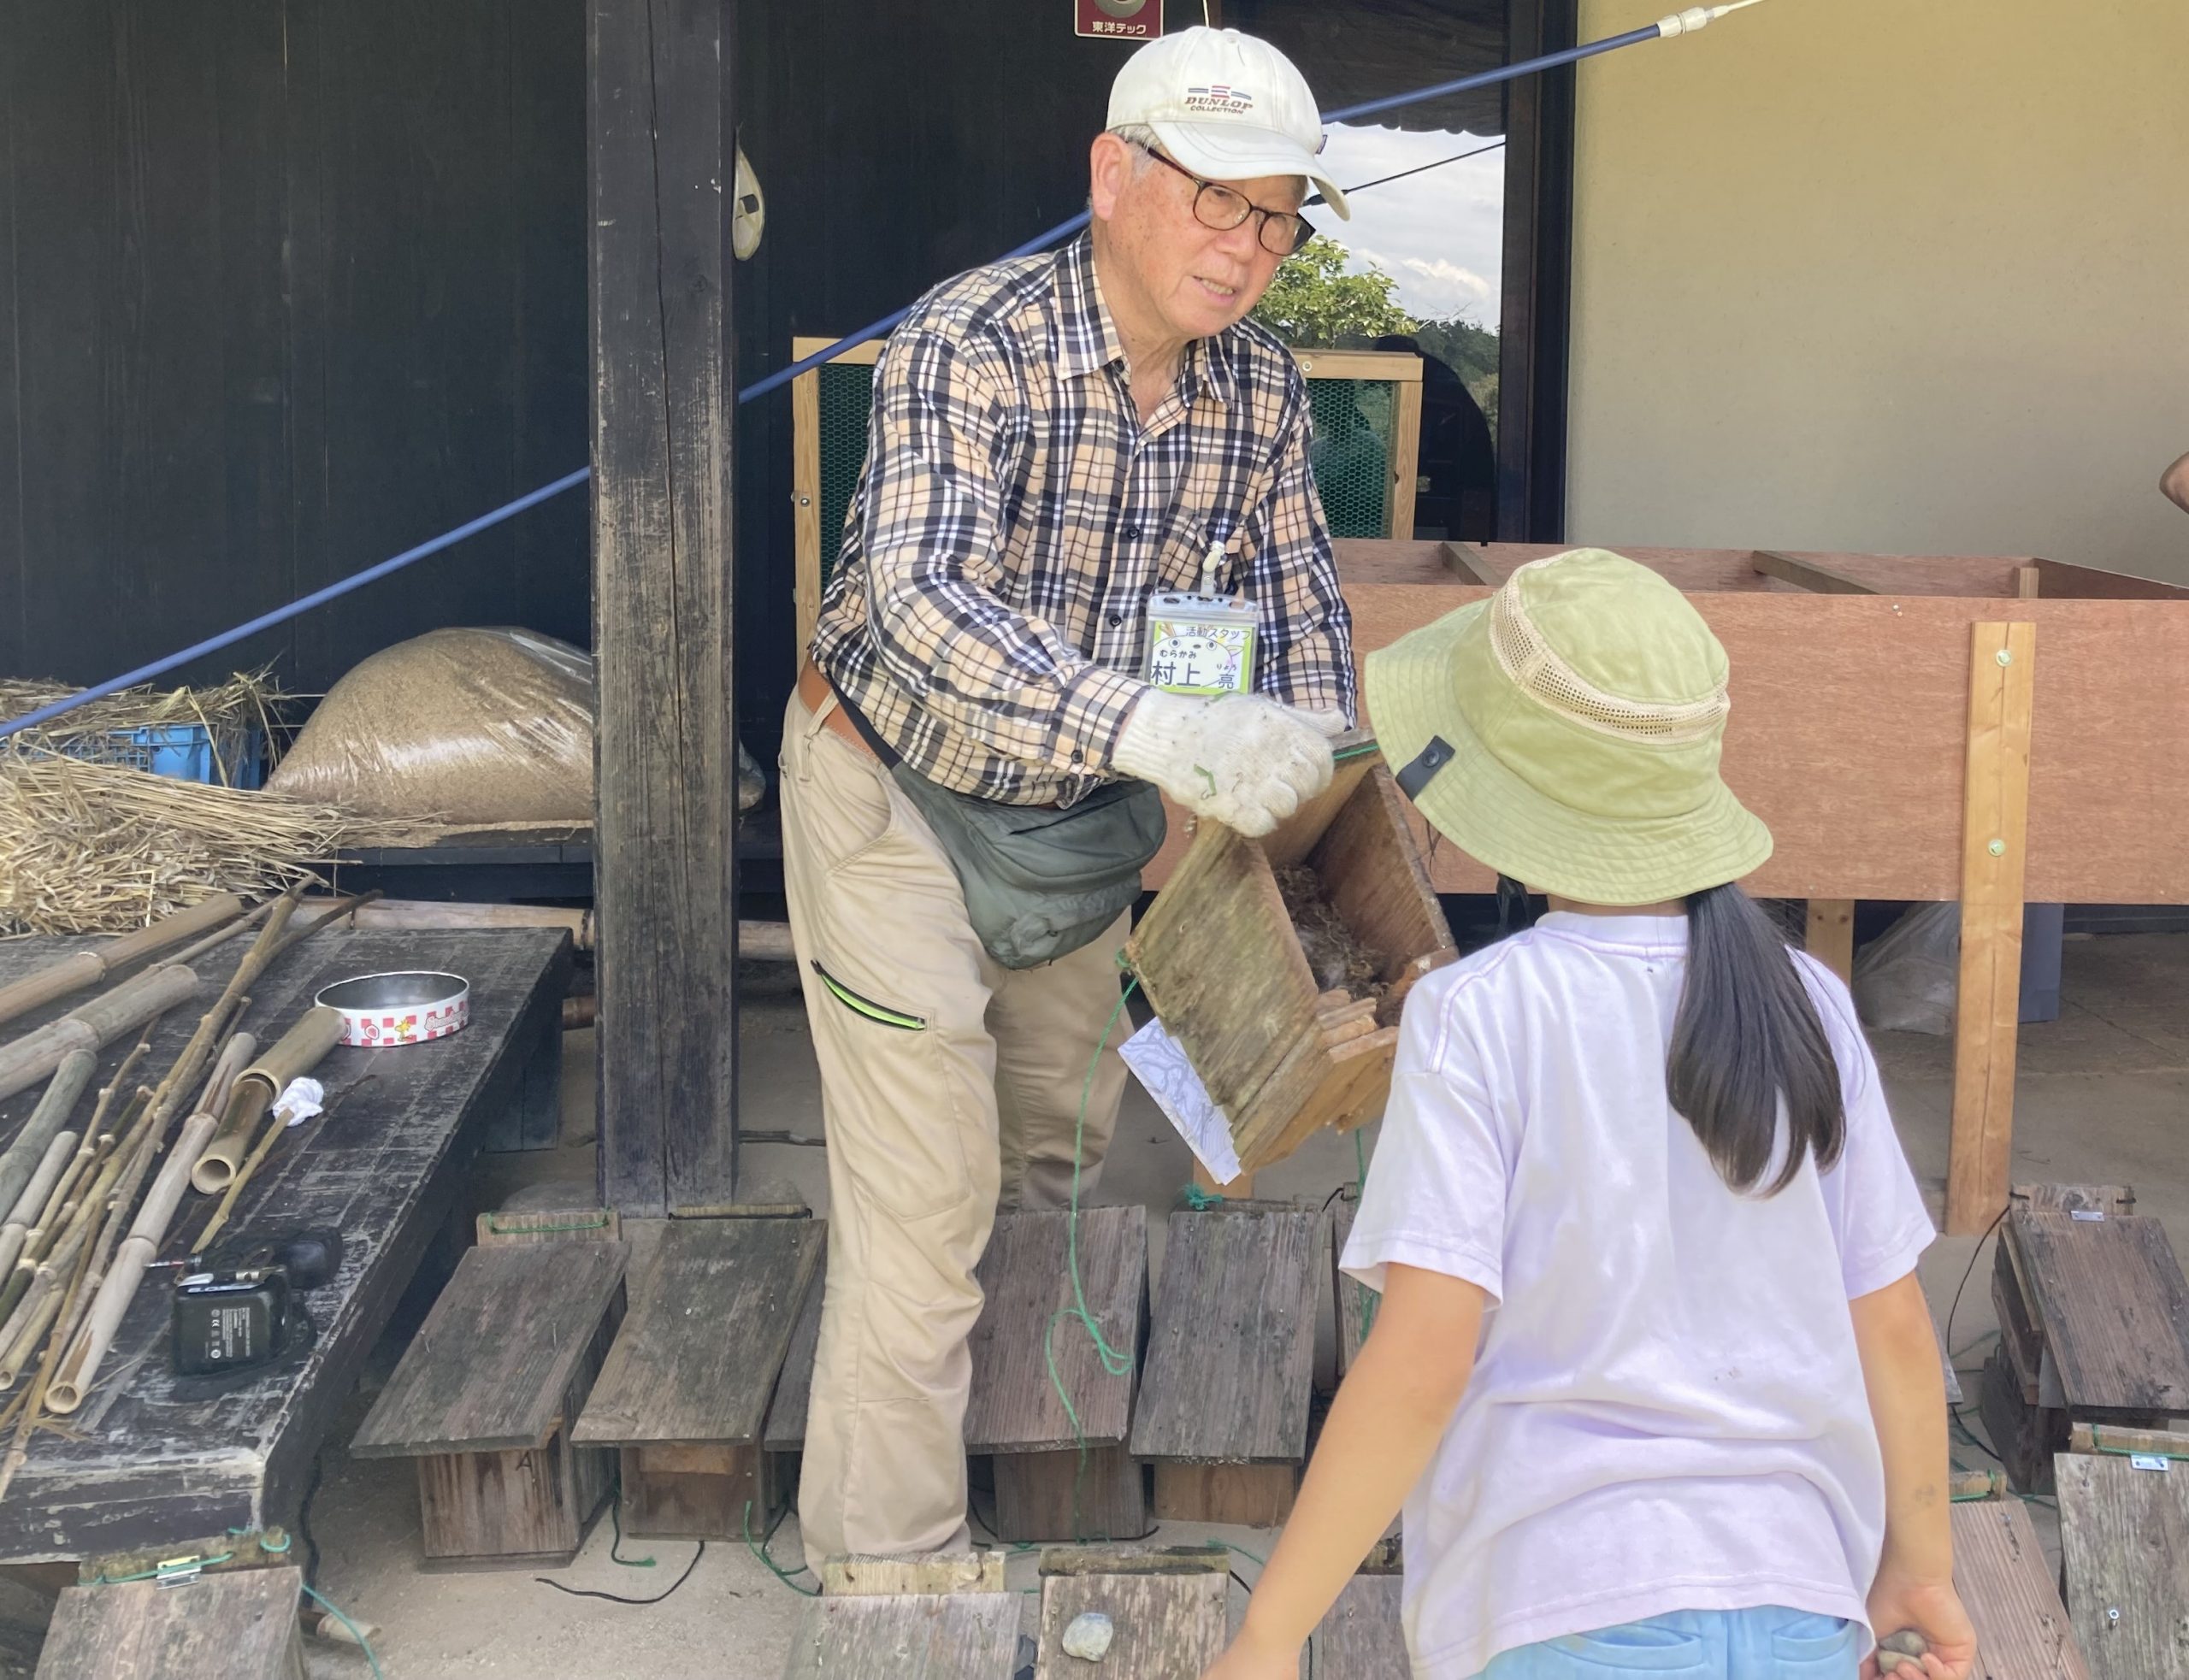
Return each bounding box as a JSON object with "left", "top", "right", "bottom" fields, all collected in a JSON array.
[{"left": 1205, "top": 551, "right": 1976, "bottom": 1680}]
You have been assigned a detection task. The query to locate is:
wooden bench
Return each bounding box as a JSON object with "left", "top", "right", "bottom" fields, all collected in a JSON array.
[
  {"left": 965, "top": 1205, "right": 1147, "bottom": 1543},
  {"left": 37, "top": 1564, "right": 307, "bottom": 1679},
  {"left": 2056, "top": 1423, "right": 2189, "bottom": 1680},
  {"left": 1131, "top": 1205, "right": 1320, "bottom": 1524},
  {"left": 1982, "top": 1183, "right": 2189, "bottom": 1492},
  {"left": 351, "top": 1235, "right": 627, "bottom": 1568},
  {"left": 573, "top": 1210, "right": 823, "bottom": 1537},
  {"left": 784, "top": 1551, "right": 1018, "bottom": 1678},
  {"left": 1035, "top": 1545, "right": 1228, "bottom": 1679}
]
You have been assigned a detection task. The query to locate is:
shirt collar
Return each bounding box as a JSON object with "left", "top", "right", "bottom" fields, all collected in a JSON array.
[{"left": 1053, "top": 233, "right": 1239, "bottom": 411}]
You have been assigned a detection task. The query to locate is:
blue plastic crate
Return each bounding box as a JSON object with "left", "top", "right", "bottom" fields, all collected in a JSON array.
[{"left": 98, "top": 726, "right": 265, "bottom": 789}]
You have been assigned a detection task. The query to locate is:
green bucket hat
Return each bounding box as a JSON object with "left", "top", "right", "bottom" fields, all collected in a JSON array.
[{"left": 1365, "top": 548, "right": 1772, "bottom": 905}]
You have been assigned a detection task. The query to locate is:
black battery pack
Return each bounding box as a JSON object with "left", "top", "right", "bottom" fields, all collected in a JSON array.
[{"left": 171, "top": 1269, "right": 292, "bottom": 1377}]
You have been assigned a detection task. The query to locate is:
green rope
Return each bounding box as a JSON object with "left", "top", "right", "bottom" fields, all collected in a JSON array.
[
  {"left": 2084, "top": 1429, "right": 2189, "bottom": 1462},
  {"left": 87, "top": 1550, "right": 237, "bottom": 1586},
  {"left": 1181, "top": 1183, "right": 1227, "bottom": 1211},
  {"left": 744, "top": 1500, "right": 819, "bottom": 1595}
]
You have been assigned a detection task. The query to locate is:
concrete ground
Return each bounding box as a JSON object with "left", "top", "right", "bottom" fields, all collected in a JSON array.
[{"left": 34, "top": 932, "right": 2189, "bottom": 1676}]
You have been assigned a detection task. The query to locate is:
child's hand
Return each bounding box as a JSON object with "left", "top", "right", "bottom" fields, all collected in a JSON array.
[
  {"left": 1862, "top": 1571, "right": 1977, "bottom": 1679},
  {"left": 1201, "top": 1626, "right": 1301, "bottom": 1680}
]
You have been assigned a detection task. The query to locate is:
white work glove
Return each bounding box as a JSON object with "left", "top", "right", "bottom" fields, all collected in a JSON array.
[{"left": 1113, "top": 690, "right": 1345, "bottom": 838}]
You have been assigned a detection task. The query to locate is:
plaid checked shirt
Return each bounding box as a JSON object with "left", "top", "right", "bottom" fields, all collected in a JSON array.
[{"left": 811, "top": 233, "right": 1355, "bottom": 806}]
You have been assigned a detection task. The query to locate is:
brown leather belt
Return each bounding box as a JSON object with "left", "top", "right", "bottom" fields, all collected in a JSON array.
[{"left": 796, "top": 660, "right": 876, "bottom": 761}]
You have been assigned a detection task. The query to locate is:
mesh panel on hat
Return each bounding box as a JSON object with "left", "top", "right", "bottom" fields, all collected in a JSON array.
[{"left": 1490, "top": 558, "right": 1730, "bottom": 744}]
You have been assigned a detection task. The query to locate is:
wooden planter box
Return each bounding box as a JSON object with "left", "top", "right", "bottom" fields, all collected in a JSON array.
[{"left": 1127, "top": 744, "right": 1455, "bottom": 1176}]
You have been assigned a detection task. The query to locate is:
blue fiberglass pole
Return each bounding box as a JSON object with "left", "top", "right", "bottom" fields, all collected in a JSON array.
[{"left": 1, "top": 6, "right": 1761, "bottom": 740}]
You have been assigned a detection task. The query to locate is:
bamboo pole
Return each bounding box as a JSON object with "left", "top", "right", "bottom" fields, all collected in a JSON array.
[
  {"left": 0, "top": 1049, "right": 97, "bottom": 1216},
  {"left": 0, "top": 1131, "right": 78, "bottom": 1278},
  {"left": 0, "top": 1198, "right": 101, "bottom": 1499},
  {"left": 0, "top": 1223, "right": 87, "bottom": 1388},
  {"left": 0, "top": 964, "right": 198, "bottom": 1103},
  {"left": 46, "top": 1110, "right": 219, "bottom": 1413},
  {"left": 192, "top": 1008, "right": 342, "bottom": 1194},
  {"left": 0, "top": 893, "right": 243, "bottom": 1032}
]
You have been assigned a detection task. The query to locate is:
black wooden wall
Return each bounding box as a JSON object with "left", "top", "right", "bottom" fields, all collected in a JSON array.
[{"left": 0, "top": 1, "right": 589, "bottom": 695}]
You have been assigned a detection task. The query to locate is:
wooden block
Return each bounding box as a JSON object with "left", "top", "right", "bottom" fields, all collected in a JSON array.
[
  {"left": 1753, "top": 549, "right": 1879, "bottom": 594},
  {"left": 1805, "top": 899, "right": 1856, "bottom": 985},
  {"left": 1946, "top": 621, "right": 2036, "bottom": 1235},
  {"left": 2068, "top": 1422, "right": 2189, "bottom": 1459},
  {"left": 1318, "top": 1572, "right": 1407, "bottom": 1677},
  {"left": 1951, "top": 1497, "right": 2092, "bottom": 1680},
  {"left": 2008, "top": 1209, "right": 2189, "bottom": 1415},
  {"left": 38, "top": 1565, "right": 307, "bottom": 1680},
  {"left": 820, "top": 1552, "right": 1008, "bottom": 1597},
  {"left": 620, "top": 1442, "right": 775, "bottom": 1538},
  {"left": 782, "top": 1593, "right": 1020, "bottom": 1679},
  {"left": 1151, "top": 1461, "right": 1298, "bottom": 1526},
  {"left": 762, "top": 1259, "right": 825, "bottom": 1453},
  {"left": 1131, "top": 1207, "right": 1319, "bottom": 1465},
  {"left": 417, "top": 1427, "right": 593, "bottom": 1569},
  {"left": 476, "top": 1205, "right": 622, "bottom": 1246},
  {"left": 1331, "top": 1193, "right": 1375, "bottom": 1382},
  {"left": 964, "top": 1206, "right": 1145, "bottom": 1453},
  {"left": 2014, "top": 1183, "right": 2136, "bottom": 1217},
  {"left": 1994, "top": 1241, "right": 2044, "bottom": 1405},
  {"left": 575, "top": 1215, "right": 823, "bottom": 1447},
  {"left": 1035, "top": 1553, "right": 1227, "bottom": 1680},
  {"left": 990, "top": 1446, "right": 1148, "bottom": 1544},
  {"left": 1950, "top": 1468, "right": 2009, "bottom": 1501},
  {"left": 354, "top": 1241, "right": 629, "bottom": 1456},
  {"left": 2056, "top": 1450, "right": 2189, "bottom": 1680},
  {"left": 1980, "top": 1345, "right": 2065, "bottom": 1495}
]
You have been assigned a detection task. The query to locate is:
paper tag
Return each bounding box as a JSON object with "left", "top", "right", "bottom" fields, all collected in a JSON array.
[
  {"left": 2129, "top": 1453, "right": 2168, "bottom": 1472},
  {"left": 1118, "top": 1018, "right": 1242, "bottom": 1186},
  {"left": 1144, "top": 592, "right": 1257, "bottom": 697},
  {"left": 2071, "top": 1209, "right": 2106, "bottom": 1222},
  {"left": 273, "top": 1076, "right": 326, "bottom": 1129}
]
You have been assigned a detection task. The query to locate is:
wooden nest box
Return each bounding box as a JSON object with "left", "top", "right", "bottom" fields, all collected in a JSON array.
[{"left": 1127, "top": 738, "right": 1456, "bottom": 1175}]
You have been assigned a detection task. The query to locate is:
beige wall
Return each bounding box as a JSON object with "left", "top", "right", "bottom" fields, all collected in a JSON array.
[{"left": 1566, "top": 0, "right": 2189, "bottom": 581}]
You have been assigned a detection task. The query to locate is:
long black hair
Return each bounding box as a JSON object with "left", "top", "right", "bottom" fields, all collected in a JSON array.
[{"left": 1666, "top": 883, "right": 1845, "bottom": 1194}]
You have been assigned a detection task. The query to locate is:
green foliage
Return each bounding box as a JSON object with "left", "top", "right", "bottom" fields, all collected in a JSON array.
[{"left": 1250, "top": 240, "right": 1418, "bottom": 345}]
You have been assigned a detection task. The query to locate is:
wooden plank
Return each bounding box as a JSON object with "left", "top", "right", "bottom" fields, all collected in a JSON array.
[
  {"left": 1323, "top": 581, "right": 2189, "bottom": 906},
  {"left": 0, "top": 928, "right": 572, "bottom": 1562},
  {"left": 1993, "top": 1243, "right": 2043, "bottom": 1405},
  {"left": 1308, "top": 765, "right": 1457, "bottom": 1002},
  {"left": 477, "top": 1206, "right": 623, "bottom": 1247},
  {"left": 1131, "top": 1208, "right": 1319, "bottom": 1463},
  {"left": 417, "top": 1430, "right": 587, "bottom": 1567},
  {"left": 353, "top": 1241, "right": 628, "bottom": 1456},
  {"left": 2069, "top": 1423, "right": 2189, "bottom": 1459},
  {"left": 793, "top": 362, "right": 826, "bottom": 661},
  {"left": 37, "top": 1565, "right": 306, "bottom": 1680},
  {"left": 1981, "top": 1346, "right": 2064, "bottom": 1495},
  {"left": 1151, "top": 1461, "right": 1298, "bottom": 1526},
  {"left": 991, "top": 1446, "right": 1148, "bottom": 1544},
  {"left": 2056, "top": 1451, "right": 2189, "bottom": 1680},
  {"left": 1805, "top": 899, "right": 1856, "bottom": 985},
  {"left": 2015, "top": 1184, "right": 2137, "bottom": 1216},
  {"left": 792, "top": 333, "right": 882, "bottom": 368},
  {"left": 1947, "top": 622, "right": 2036, "bottom": 1234},
  {"left": 1318, "top": 1572, "right": 1407, "bottom": 1678},
  {"left": 590, "top": 0, "right": 739, "bottom": 1214},
  {"left": 1331, "top": 1194, "right": 1373, "bottom": 1382},
  {"left": 964, "top": 1207, "right": 1144, "bottom": 1453},
  {"left": 820, "top": 1552, "right": 1007, "bottom": 1597},
  {"left": 1437, "top": 541, "right": 1496, "bottom": 584},
  {"left": 2008, "top": 1211, "right": 2189, "bottom": 1414},
  {"left": 620, "top": 1442, "right": 774, "bottom": 1538},
  {"left": 782, "top": 1593, "right": 1020, "bottom": 1679},
  {"left": 1293, "top": 350, "right": 1422, "bottom": 383},
  {"left": 575, "top": 1216, "right": 823, "bottom": 1447},
  {"left": 1388, "top": 374, "right": 1423, "bottom": 539},
  {"left": 1951, "top": 1497, "right": 2091, "bottom": 1680},
  {"left": 762, "top": 1260, "right": 826, "bottom": 1453},
  {"left": 2031, "top": 557, "right": 2189, "bottom": 601},
  {"left": 1035, "top": 1564, "right": 1228, "bottom": 1680},
  {"left": 1753, "top": 549, "right": 1879, "bottom": 594}
]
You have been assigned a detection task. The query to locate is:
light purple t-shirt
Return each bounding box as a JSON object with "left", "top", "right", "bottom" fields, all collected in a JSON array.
[{"left": 1340, "top": 912, "right": 1935, "bottom": 1678}]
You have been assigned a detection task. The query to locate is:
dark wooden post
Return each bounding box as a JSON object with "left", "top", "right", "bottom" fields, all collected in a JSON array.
[
  {"left": 1496, "top": 0, "right": 1577, "bottom": 542},
  {"left": 588, "top": 0, "right": 738, "bottom": 1213}
]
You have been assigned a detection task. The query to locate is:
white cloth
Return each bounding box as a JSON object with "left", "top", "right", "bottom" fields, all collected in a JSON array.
[{"left": 1339, "top": 913, "right": 1934, "bottom": 1679}]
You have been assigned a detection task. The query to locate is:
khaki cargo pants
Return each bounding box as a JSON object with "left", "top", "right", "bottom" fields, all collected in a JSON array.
[{"left": 779, "top": 689, "right": 1130, "bottom": 1567}]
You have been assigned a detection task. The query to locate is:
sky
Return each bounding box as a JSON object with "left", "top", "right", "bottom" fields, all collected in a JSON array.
[{"left": 1314, "top": 122, "right": 1506, "bottom": 329}]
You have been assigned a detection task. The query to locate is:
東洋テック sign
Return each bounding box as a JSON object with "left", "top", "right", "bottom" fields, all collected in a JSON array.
[{"left": 1077, "top": 0, "right": 1161, "bottom": 40}]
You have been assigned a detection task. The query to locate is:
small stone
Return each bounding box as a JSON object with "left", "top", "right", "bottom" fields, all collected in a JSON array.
[
  {"left": 1062, "top": 1612, "right": 1114, "bottom": 1662},
  {"left": 1875, "top": 1630, "right": 1928, "bottom": 1672}
]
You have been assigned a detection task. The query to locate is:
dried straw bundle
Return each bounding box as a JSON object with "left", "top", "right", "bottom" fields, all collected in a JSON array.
[
  {"left": 0, "top": 670, "right": 289, "bottom": 787},
  {"left": 0, "top": 752, "right": 376, "bottom": 936}
]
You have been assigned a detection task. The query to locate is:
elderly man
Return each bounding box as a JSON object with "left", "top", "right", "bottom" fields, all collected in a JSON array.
[{"left": 782, "top": 26, "right": 1357, "bottom": 1564}]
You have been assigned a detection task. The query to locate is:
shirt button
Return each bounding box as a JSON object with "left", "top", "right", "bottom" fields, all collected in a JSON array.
[
  {"left": 1108, "top": 611, "right": 1125, "bottom": 627},
  {"left": 1121, "top": 522, "right": 1142, "bottom": 539}
]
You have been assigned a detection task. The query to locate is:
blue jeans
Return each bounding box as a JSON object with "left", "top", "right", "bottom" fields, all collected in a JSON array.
[{"left": 1473, "top": 1606, "right": 1861, "bottom": 1678}]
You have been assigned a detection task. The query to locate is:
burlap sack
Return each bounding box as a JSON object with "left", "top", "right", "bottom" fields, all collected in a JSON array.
[{"left": 269, "top": 628, "right": 593, "bottom": 824}]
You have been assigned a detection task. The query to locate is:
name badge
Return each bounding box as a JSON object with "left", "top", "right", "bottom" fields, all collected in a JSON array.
[{"left": 1145, "top": 592, "right": 1257, "bottom": 696}]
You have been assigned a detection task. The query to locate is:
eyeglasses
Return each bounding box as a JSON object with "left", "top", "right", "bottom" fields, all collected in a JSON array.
[{"left": 1133, "top": 143, "right": 1317, "bottom": 257}]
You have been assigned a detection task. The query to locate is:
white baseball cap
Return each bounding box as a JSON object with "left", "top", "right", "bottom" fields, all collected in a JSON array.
[{"left": 1107, "top": 27, "right": 1349, "bottom": 221}]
